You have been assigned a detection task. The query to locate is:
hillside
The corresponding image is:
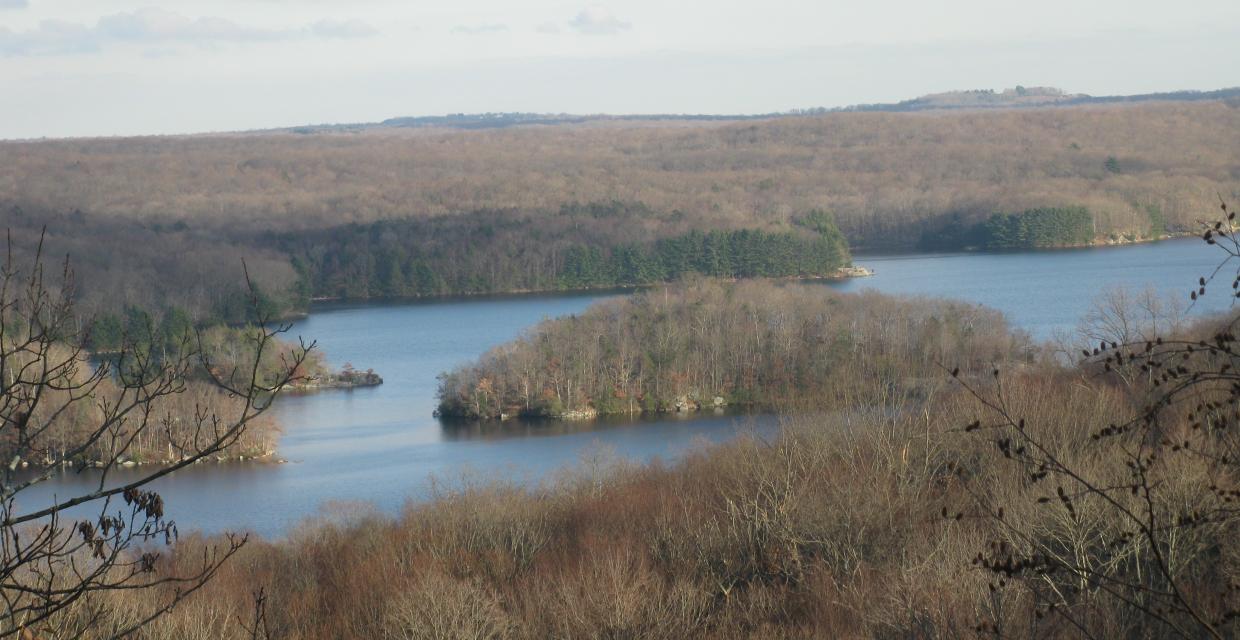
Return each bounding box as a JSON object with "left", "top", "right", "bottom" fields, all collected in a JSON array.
[
  {"left": 1, "top": 98, "right": 1238, "bottom": 320},
  {"left": 831, "top": 85, "right": 1240, "bottom": 113}
]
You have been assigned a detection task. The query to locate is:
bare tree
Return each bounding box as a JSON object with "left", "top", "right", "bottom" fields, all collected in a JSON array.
[
  {"left": 950, "top": 201, "right": 1240, "bottom": 638},
  {"left": 0, "top": 233, "right": 312, "bottom": 638}
]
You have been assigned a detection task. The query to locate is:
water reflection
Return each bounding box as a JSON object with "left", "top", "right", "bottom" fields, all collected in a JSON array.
[{"left": 437, "top": 408, "right": 757, "bottom": 441}]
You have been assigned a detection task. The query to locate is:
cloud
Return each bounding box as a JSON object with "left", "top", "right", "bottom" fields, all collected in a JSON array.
[
  {"left": 0, "top": 20, "right": 97, "bottom": 56},
  {"left": 0, "top": 0, "right": 28, "bottom": 9},
  {"left": 0, "top": 8, "right": 378, "bottom": 56},
  {"left": 96, "top": 8, "right": 290, "bottom": 44},
  {"left": 452, "top": 23, "right": 508, "bottom": 35},
  {"left": 567, "top": 7, "right": 631, "bottom": 35},
  {"left": 535, "top": 22, "right": 562, "bottom": 35},
  {"left": 311, "top": 19, "right": 379, "bottom": 39}
]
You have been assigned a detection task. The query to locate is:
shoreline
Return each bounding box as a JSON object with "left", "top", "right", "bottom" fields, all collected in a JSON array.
[
  {"left": 304, "top": 233, "right": 1198, "bottom": 307},
  {"left": 439, "top": 403, "right": 753, "bottom": 425},
  {"left": 20, "top": 450, "right": 289, "bottom": 472},
  {"left": 307, "top": 264, "right": 874, "bottom": 306},
  {"left": 852, "top": 231, "right": 1194, "bottom": 258},
  {"left": 438, "top": 393, "right": 761, "bottom": 423},
  {"left": 283, "top": 371, "right": 383, "bottom": 394}
]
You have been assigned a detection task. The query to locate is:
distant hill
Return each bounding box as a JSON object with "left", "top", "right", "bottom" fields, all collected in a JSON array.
[
  {"left": 281, "top": 112, "right": 773, "bottom": 134},
  {"left": 831, "top": 86, "right": 1083, "bottom": 112},
  {"left": 825, "top": 86, "right": 1240, "bottom": 114},
  {"left": 275, "top": 86, "right": 1240, "bottom": 133}
]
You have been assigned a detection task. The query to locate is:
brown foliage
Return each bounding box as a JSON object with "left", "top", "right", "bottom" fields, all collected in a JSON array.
[
  {"left": 950, "top": 205, "right": 1240, "bottom": 638},
  {"left": 2, "top": 101, "right": 1237, "bottom": 250}
]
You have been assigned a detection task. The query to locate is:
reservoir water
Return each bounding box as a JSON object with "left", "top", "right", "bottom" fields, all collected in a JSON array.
[{"left": 17, "top": 238, "right": 1236, "bottom": 538}]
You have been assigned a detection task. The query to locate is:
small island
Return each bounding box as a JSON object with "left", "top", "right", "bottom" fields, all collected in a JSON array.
[
  {"left": 191, "top": 328, "right": 383, "bottom": 395},
  {"left": 288, "top": 362, "right": 383, "bottom": 392}
]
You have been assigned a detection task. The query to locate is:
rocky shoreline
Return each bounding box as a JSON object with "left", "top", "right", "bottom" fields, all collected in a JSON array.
[
  {"left": 833, "top": 265, "right": 874, "bottom": 278},
  {"left": 21, "top": 450, "right": 288, "bottom": 471},
  {"left": 439, "top": 394, "right": 737, "bottom": 422}
]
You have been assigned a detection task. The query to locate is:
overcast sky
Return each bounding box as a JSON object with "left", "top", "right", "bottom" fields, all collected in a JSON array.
[{"left": 0, "top": 0, "right": 1237, "bottom": 139}]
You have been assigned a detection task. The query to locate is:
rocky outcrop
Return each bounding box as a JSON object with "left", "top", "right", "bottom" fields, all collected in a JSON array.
[
  {"left": 558, "top": 407, "right": 600, "bottom": 421},
  {"left": 835, "top": 265, "right": 874, "bottom": 278}
]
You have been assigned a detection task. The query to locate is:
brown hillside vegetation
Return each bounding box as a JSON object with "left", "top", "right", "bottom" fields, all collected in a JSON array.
[{"left": 3, "top": 101, "right": 1239, "bottom": 249}]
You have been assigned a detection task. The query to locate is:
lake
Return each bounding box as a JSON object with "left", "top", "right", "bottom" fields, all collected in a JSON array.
[{"left": 16, "top": 237, "right": 1236, "bottom": 538}]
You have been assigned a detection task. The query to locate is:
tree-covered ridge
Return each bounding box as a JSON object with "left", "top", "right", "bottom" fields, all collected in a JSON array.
[
  {"left": 4, "top": 101, "right": 1236, "bottom": 256},
  {"left": 277, "top": 205, "right": 851, "bottom": 299},
  {"left": 921, "top": 206, "right": 1101, "bottom": 250},
  {"left": 436, "top": 280, "right": 1030, "bottom": 420}
]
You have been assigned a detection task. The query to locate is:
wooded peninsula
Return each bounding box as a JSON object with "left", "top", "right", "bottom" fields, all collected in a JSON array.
[{"left": 437, "top": 279, "right": 1028, "bottom": 420}]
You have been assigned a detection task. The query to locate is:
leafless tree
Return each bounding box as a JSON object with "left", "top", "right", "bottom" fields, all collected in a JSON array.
[
  {"left": 0, "top": 233, "right": 312, "bottom": 638},
  {"left": 951, "top": 201, "right": 1240, "bottom": 638}
]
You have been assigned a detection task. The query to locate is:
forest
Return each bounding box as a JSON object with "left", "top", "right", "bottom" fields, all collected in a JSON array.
[
  {"left": 1, "top": 99, "right": 1237, "bottom": 324},
  {"left": 1, "top": 199, "right": 851, "bottom": 329},
  {"left": 4, "top": 101, "right": 1237, "bottom": 252},
  {"left": 437, "top": 279, "right": 1027, "bottom": 419}
]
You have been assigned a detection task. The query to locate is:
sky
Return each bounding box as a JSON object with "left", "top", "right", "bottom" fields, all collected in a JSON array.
[{"left": 0, "top": 0, "right": 1238, "bottom": 139}]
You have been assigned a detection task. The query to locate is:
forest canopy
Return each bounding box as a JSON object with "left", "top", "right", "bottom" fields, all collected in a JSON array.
[
  {"left": 4, "top": 100, "right": 1236, "bottom": 248},
  {"left": 3, "top": 99, "right": 1238, "bottom": 325}
]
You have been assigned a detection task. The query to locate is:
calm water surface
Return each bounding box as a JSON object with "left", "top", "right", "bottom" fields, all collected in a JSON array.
[
  {"left": 19, "top": 239, "right": 1234, "bottom": 537},
  {"left": 834, "top": 238, "right": 1232, "bottom": 339}
]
